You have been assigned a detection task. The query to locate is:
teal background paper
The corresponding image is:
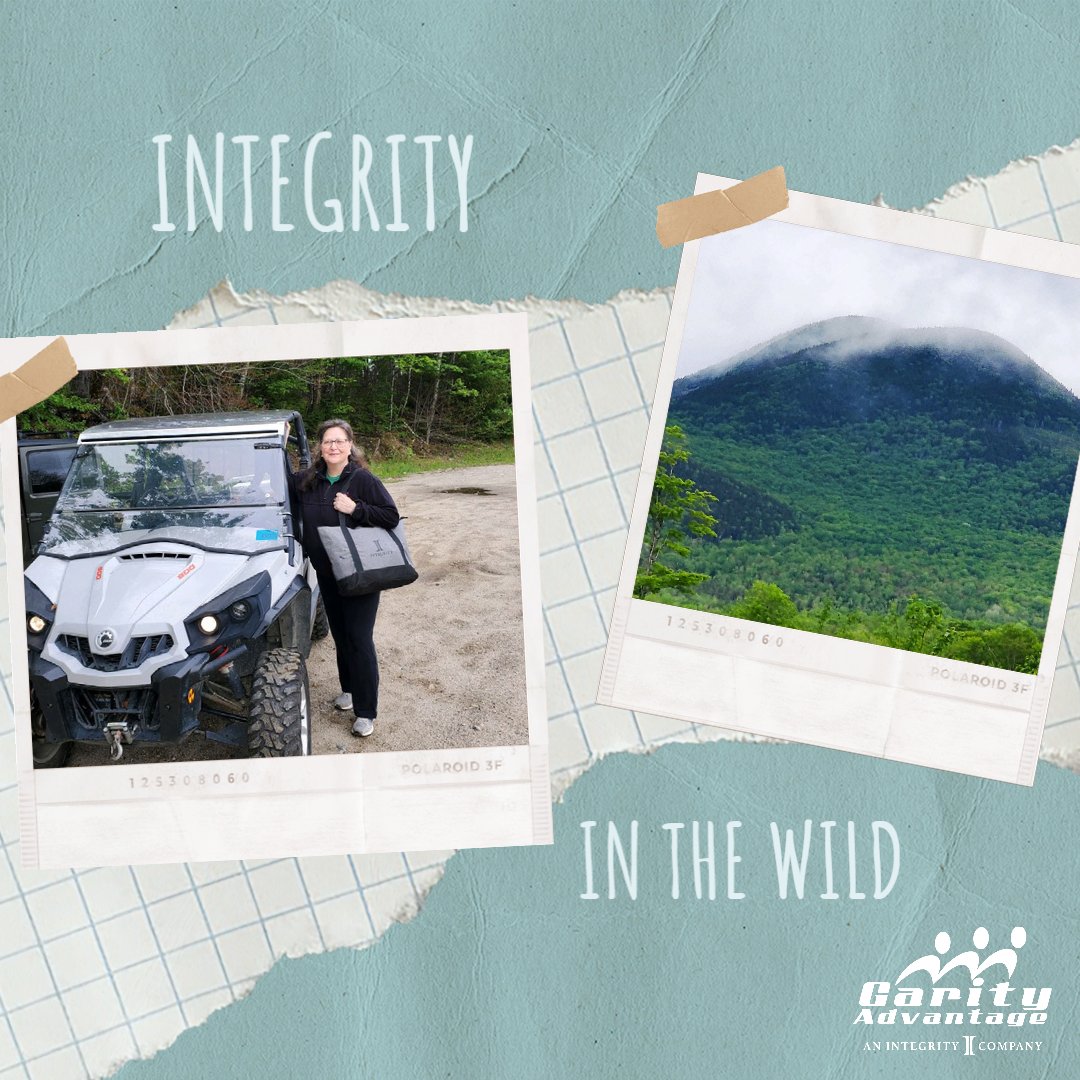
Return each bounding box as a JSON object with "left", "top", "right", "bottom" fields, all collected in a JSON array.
[
  {"left": 5, "top": 1, "right": 1080, "bottom": 1077},
  {"left": 5, "top": 1, "right": 1080, "bottom": 333},
  {"left": 114, "top": 742, "right": 1080, "bottom": 1080}
]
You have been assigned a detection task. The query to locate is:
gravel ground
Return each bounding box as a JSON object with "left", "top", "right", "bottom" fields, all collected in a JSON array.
[{"left": 65, "top": 463, "right": 529, "bottom": 767}]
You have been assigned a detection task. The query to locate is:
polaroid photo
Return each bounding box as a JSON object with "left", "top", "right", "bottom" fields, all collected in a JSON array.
[
  {"left": 7, "top": 314, "right": 552, "bottom": 867},
  {"left": 598, "top": 175, "right": 1080, "bottom": 785}
]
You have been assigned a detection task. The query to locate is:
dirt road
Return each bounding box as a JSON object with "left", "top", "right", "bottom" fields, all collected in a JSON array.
[{"left": 66, "top": 463, "right": 529, "bottom": 767}]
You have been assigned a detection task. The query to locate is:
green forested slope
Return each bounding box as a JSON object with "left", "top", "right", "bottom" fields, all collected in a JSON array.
[{"left": 649, "top": 320, "right": 1080, "bottom": 672}]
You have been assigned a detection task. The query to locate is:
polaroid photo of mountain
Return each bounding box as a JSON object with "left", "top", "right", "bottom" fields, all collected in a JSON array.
[
  {"left": 598, "top": 176, "right": 1080, "bottom": 784},
  {"left": 5, "top": 315, "right": 551, "bottom": 867}
]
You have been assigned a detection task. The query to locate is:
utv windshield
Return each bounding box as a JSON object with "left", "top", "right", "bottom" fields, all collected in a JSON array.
[{"left": 39, "top": 438, "right": 293, "bottom": 558}]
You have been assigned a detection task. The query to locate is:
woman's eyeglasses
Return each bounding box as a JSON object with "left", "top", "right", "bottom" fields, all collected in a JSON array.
[{"left": 322, "top": 439, "right": 349, "bottom": 448}]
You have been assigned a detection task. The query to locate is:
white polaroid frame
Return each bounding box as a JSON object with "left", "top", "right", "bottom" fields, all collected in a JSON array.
[
  {"left": 7, "top": 314, "right": 552, "bottom": 867},
  {"left": 598, "top": 175, "right": 1080, "bottom": 786}
]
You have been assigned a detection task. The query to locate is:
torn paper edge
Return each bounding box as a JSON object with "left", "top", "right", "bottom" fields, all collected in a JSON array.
[{"left": 874, "top": 137, "right": 1080, "bottom": 217}]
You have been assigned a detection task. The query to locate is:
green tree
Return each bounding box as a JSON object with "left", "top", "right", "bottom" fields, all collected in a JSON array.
[
  {"left": 728, "top": 581, "right": 801, "bottom": 628},
  {"left": 878, "top": 596, "right": 949, "bottom": 654},
  {"left": 945, "top": 623, "right": 1041, "bottom": 674},
  {"left": 19, "top": 351, "right": 514, "bottom": 457},
  {"left": 635, "top": 425, "right": 718, "bottom": 598}
]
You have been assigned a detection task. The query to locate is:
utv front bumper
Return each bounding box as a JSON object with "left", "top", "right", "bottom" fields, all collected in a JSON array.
[{"left": 31, "top": 650, "right": 221, "bottom": 745}]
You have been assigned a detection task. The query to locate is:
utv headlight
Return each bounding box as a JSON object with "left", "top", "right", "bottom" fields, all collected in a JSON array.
[
  {"left": 229, "top": 600, "right": 252, "bottom": 622},
  {"left": 24, "top": 578, "right": 55, "bottom": 647},
  {"left": 185, "top": 572, "right": 271, "bottom": 654}
]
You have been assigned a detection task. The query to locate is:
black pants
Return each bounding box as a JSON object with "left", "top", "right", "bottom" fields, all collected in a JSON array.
[{"left": 316, "top": 572, "right": 381, "bottom": 719}]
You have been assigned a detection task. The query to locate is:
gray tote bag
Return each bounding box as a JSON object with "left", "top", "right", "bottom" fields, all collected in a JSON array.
[{"left": 318, "top": 514, "right": 419, "bottom": 596}]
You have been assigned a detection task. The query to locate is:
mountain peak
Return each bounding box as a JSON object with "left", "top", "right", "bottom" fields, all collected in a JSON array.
[
  {"left": 670, "top": 316, "right": 1080, "bottom": 443},
  {"left": 675, "top": 316, "right": 894, "bottom": 395},
  {"left": 674, "top": 318, "right": 1070, "bottom": 403}
]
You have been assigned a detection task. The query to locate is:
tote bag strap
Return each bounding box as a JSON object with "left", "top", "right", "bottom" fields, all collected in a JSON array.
[
  {"left": 334, "top": 509, "right": 360, "bottom": 570},
  {"left": 337, "top": 511, "right": 362, "bottom": 569}
]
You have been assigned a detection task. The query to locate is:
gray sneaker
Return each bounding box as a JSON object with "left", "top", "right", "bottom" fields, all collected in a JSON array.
[
  {"left": 351, "top": 716, "right": 374, "bottom": 737},
  {"left": 333, "top": 692, "right": 353, "bottom": 711}
]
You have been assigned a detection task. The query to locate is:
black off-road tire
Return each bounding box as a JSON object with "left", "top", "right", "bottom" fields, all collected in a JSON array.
[
  {"left": 247, "top": 648, "right": 311, "bottom": 757},
  {"left": 33, "top": 736, "right": 71, "bottom": 769},
  {"left": 31, "top": 692, "right": 71, "bottom": 768},
  {"left": 311, "top": 594, "right": 330, "bottom": 642}
]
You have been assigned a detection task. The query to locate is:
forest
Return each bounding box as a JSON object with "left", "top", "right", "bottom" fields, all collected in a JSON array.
[
  {"left": 653, "top": 579, "right": 1044, "bottom": 675},
  {"left": 634, "top": 322, "right": 1080, "bottom": 676},
  {"left": 635, "top": 421, "right": 1049, "bottom": 674},
  {"left": 673, "top": 417, "right": 1069, "bottom": 631},
  {"left": 17, "top": 351, "right": 514, "bottom": 470}
]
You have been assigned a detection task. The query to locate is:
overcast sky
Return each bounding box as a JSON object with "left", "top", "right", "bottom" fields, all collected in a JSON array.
[{"left": 678, "top": 219, "right": 1080, "bottom": 394}]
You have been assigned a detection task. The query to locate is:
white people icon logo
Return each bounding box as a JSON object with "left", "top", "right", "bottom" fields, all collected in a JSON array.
[
  {"left": 854, "top": 926, "right": 1052, "bottom": 1029},
  {"left": 896, "top": 926, "right": 1025, "bottom": 984}
]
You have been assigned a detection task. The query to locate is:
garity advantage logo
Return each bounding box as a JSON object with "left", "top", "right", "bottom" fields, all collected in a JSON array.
[{"left": 854, "top": 927, "right": 1051, "bottom": 1029}]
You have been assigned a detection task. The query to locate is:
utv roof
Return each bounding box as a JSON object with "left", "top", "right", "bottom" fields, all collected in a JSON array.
[{"left": 79, "top": 411, "right": 298, "bottom": 442}]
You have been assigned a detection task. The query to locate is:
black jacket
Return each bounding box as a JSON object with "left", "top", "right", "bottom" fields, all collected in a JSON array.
[{"left": 290, "top": 461, "right": 400, "bottom": 580}]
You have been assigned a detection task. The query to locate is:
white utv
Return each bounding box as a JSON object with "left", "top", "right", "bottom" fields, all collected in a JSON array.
[{"left": 25, "top": 411, "right": 327, "bottom": 767}]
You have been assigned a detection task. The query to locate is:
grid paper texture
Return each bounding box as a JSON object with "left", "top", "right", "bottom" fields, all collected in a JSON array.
[{"left": 4, "top": 146, "right": 1080, "bottom": 1076}]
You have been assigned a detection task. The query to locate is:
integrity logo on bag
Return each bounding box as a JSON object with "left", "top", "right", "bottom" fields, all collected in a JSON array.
[
  {"left": 854, "top": 927, "right": 1051, "bottom": 1030},
  {"left": 368, "top": 536, "right": 393, "bottom": 559}
]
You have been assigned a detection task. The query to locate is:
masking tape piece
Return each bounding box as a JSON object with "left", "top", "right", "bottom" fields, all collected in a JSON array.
[
  {"left": 0, "top": 337, "right": 77, "bottom": 421},
  {"left": 656, "top": 166, "right": 788, "bottom": 248}
]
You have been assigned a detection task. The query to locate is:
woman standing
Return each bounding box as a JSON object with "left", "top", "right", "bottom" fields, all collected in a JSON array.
[{"left": 292, "top": 418, "right": 399, "bottom": 737}]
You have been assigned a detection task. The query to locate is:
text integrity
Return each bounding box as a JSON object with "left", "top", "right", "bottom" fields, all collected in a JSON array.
[{"left": 151, "top": 132, "right": 475, "bottom": 234}]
